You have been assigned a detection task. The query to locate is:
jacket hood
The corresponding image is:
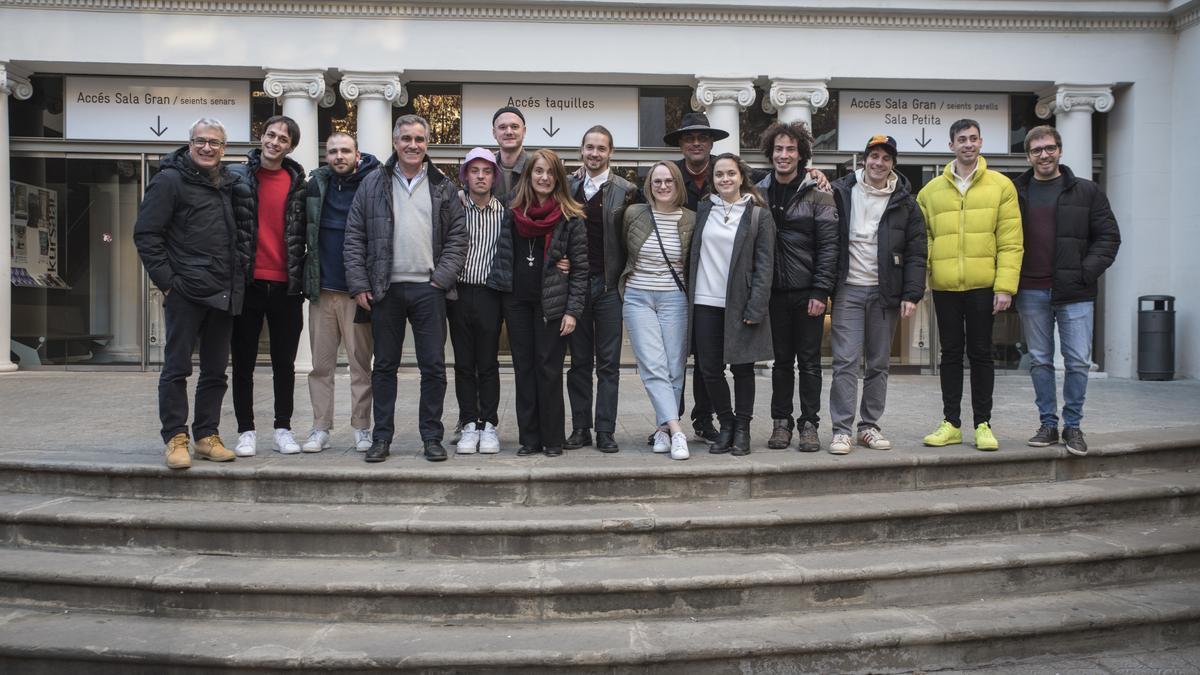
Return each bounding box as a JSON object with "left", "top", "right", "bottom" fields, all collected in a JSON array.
[
  {"left": 754, "top": 170, "right": 819, "bottom": 195},
  {"left": 1013, "top": 163, "right": 1078, "bottom": 191},
  {"left": 329, "top": 152, "right": 381, "bottom": 187},
  {"left": 834, "top": 168, "right": 914, "bottom": 203}
]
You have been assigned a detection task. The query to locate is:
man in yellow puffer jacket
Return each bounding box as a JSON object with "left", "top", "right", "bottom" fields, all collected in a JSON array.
[{"left": 916, "top": 119, "right": 1023, "bottom": 451}]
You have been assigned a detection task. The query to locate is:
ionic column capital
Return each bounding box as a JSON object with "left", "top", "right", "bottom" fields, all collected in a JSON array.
[
  {"left": 761, "top": 77, "right": 829, "bottom": 115},
  {"left": 0, "top": 64, "right": 33, "bottom": 101},
  {"left": 264, "top": 69, "right": 336, "bottom": 108},
  {"left": 692, "top": 77, "right": 757, "bottom": 113},
  {"left": 1036, "top": 83, "right": 1115, "bottom": 119},
  {"left": 339, "top": 72, "right": 408, "bottom": 107}
]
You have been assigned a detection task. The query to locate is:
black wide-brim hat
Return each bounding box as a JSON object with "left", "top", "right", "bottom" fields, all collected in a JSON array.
[{"left": 663, "top": 111, "right": 731, "bottom": 146}]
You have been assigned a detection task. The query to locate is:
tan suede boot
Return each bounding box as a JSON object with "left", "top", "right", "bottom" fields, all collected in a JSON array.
[
  {"left": 165, "top": 433, "right": 192, "bottom": 470},
  {"left": 194, "top": 434, "right": 236, "bottom": 462}
]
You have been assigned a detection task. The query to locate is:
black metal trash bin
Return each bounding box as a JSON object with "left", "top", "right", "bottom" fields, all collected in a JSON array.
[{"left": 1138, "top": 295, "right": 1175, "bottom": 381}]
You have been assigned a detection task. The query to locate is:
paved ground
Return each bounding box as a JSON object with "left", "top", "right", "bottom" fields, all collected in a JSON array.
[
  {"left": 0, "top": 368, "right": 1196, "bottom": 461},
  {"left": 930, "top": 645, "right": 1200, "bottom": 674}
]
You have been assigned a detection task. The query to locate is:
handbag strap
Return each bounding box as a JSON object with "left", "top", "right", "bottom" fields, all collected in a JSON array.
[{"left": 648, "top": 210, "right": 686, "bottom": 293}]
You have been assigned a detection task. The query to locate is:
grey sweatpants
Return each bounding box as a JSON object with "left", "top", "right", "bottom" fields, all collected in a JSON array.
[{"left": 829, "top": 284, "right": 899, "bottom": 436}]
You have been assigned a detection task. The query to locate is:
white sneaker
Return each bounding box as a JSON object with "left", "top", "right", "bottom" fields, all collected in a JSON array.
[
  {"left": 234, "top": 430, "right": 256, "bottom": 457},
  {"left": 457, "top": 422, "right": 480, "bottom": 454},
  {"left": 273, "top": 428, "right": 301, "bottom": 454},
  {"left": 478, "top": 422, "right": 501, "bottom": 454},
  {"left": 670, "top": 432, "right": 690, "bottom": 460},
  {"left": 652, "top": 430, "right": 670, "bottom": 453},
  {"left": 829, "top": 433, "right": 853, "bottom": 455},
  {"left": 302, "top": 429, "right": 330, "bottom": 453},
  {"left": 353, "top": 427, "right": 372, "bottom": 452},
  {"left": 859, "top": 427, "right": 892, "bottom": 451}
]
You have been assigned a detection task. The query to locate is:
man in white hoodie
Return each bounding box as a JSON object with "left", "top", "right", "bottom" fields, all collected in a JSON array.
[{"left": 827, "top": 135, "right": 927, "bottom": 454}]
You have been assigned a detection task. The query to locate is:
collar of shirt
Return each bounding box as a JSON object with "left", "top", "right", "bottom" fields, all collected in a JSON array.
[
  {"left": 952, "top": 161, "right": 979, "bottom": 194},
  {"left": 584, "top": 169, "right": 610, "bottom": 199},
  {"left": 466, "top": 194, "right": 502, "bottom": 212},
  {"left": 394, "top": 164, "right": 428, "bottom": 194}
]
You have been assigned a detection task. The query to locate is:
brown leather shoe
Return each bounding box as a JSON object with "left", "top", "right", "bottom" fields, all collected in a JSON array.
[
  {"left": 194, "top": 434, "right": 236, "bottom": 462},
  {"left": 165, "top": 433, "right": 191, "bottom": 470},
  {"left": 767, "top": 419, "right": 793, "bottom": 449}
]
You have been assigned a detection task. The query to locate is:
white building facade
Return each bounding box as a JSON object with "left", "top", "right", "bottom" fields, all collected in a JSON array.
[{"left": 1, "top": 0, "right": 1197, "bottom": 377}]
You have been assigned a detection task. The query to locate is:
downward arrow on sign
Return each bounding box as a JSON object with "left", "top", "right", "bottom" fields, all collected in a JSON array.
[
  {"left": 542, "top": 116, "right": 560, "bottom": 138},
  {"left": 915, "top": 128, "right": 931, "bottom": 148},
  {"left": 149, "top": 115, "right": 169, "bottom": 137}
]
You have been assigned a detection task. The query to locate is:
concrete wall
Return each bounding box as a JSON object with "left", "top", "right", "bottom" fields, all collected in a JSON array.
[{"left": 1170, "top": 22, "right": 1200, "bottom": 378}]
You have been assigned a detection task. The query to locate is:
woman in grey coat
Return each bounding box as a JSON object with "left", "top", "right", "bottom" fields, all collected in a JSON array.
[{"left": 688, "top": 153, "right": 775, "bottom": 455}]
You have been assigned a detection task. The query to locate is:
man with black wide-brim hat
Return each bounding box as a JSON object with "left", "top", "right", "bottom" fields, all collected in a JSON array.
[{"left": 665, "top": 112, "right": 729, "bottom": 212}]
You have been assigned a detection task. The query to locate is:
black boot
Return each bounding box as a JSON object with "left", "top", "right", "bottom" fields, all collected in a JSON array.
[
  {"left": 731, "top": 420, "right": 752, "bottom": 456},
  {"left": 767, "top": 418, "right": 793, "bottom": 449},
  {"left": 709, "top": 422, "right": 735, "bottom": 454},
  {"left": 564, "top": 428, "right": 592, "bottom": 449}
]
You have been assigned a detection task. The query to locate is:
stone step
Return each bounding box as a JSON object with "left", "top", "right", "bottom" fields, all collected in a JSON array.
[
  {"left": 2, "top": 470, "right": 1196, "bottom": 558},
  {"left": 1, "top": 518, "right": 1197, "bottom": 623},
  {"left": 1, "top": 427, "right": 1193, "bottom": 506},
  {"left": 0, "top": 579, "right": 1197, "bottom": 673}
]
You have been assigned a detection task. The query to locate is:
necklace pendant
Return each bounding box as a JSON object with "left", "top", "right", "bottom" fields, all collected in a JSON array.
[{"left": 526, "top": 254, "right": 535, "bottom": 267}]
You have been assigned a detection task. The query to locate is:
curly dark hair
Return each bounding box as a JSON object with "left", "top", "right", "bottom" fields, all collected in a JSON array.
[{"left": 759, "top": 121, "right": 814, "bottom": 168}]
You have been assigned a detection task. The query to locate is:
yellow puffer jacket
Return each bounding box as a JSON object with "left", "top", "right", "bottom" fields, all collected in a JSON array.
[{"left": 917, "top": 157, "right": 1023, "bottom": 294}]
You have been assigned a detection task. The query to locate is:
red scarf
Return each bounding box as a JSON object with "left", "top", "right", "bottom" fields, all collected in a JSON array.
[{"left": 513, "top": 197, "right": 563, "bottom": 258}]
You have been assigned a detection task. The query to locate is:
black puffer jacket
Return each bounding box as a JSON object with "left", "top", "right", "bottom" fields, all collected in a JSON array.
[
  {"left": 344, "top": 154, "right": 468, "bottom": 302},
  {"left": 1013, "top": 164, "right": 1121, "bottom": 305},
  {"left": 486, "top": 211, "right": 589, "bottom": 322},
  {"left": 134, "top": 145, "right": 244, "bottom": 313},
  {"left": 755, "top": 172, "right": 839, "bottom": 298},
  {"left": 831, "top": 170, "right": 927, "bottom": 307},
  {"left": 229, "top": 149, "right": 307, "bottom": 295}
]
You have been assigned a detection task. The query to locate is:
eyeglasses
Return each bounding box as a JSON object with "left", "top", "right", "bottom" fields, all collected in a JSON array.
[
  {"left": 651, "top": 178, "right": 675, "bottom": 187},
  {"left": 191, "top": 137, "right": 226, "bottom": 149},
  {"left": 1028, "top": 144, "right": 1059, "bottom": 156}
]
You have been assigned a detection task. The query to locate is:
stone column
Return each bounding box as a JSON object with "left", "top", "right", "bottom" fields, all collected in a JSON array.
[
  {"left": 262, "top": 69, "right": 335, "bottom": 373},
  {"left": 692, "top": 77, "right": 756, "bottom": 156},
  {"left": 761, "top": 77, "right": 829, "bottom": 131},
  {"left": 339, "top": 72, "right": 407, "bottom": 161},
  {"left": 0, "top": 64, "right": 32, "bottom": 373},
  {"left": 1035, "top": 83, "right": 1114, "bottom": 180}
]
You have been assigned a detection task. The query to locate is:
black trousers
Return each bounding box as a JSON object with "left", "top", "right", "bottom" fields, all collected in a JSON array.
[
  {"left": 371, "top": 282, "right": 449, "bottom": 443},
  {"left": 769, "top": 290, "right": 825, "bottom": 426},
  {"left": 693, "top": 304, "right": 755, "bottom": 426},
  {"left": 505, "top": 296, "right": 568, "bottom": 450},
  {"left": 231, "top": 280, "right": 303, "bottom": 432},
  {"left": 567, "top": 276, "right": 622, "bottom": 433},
  {"left": 159, "top": 291, "right": 233, "bottom": 443},
  {"left": 447, "top": 285, "right": 503, "bottom": 427},
  {"left": 933, "top": 288, "right": 995, "bottom": 427}
]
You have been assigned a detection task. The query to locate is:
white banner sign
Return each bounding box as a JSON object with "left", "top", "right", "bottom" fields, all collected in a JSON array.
[
  {"left": 837, "top": 91, "right": 1010, "bottom": 154},
  {"left": 461, "top": 84, "right": 639, "bottom": 148},
  {"left": 65, "top": 76, "right": 251, "bottom": 143}
]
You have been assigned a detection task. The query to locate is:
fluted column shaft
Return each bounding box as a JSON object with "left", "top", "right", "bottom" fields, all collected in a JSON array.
[
  {"left": 0, "top": 64, "right": 33, "bottom": 373},
  {"left": 1036, "top": 83, "right": 1115, "bottom": 180},
  {"left": 339, "top": 72, "right": 407, "bottom": 160}
]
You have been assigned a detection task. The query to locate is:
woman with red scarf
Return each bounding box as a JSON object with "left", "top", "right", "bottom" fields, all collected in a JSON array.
[{"left": 486, "top": 149, "right": 589, "bottom": 457}]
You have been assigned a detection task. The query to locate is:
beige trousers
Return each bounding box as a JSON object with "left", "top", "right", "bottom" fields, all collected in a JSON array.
[{"left": 308, "top": 290, "right": 373, "bottom": 430}]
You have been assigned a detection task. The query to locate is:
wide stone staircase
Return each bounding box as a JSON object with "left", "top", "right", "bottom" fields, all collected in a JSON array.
[{"left": 0, "top": 425, "right": 1197, "bottom": 673}]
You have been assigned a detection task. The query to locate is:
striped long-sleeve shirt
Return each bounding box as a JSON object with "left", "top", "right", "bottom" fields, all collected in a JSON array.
[{"left": 458, "top": 192, "right": 505, "bottom": 286}]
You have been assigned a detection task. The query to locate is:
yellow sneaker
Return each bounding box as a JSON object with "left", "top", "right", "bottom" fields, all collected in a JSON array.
[
  {"left": 974, "top": 422, "right": 999, "bottom": 451},
  {"left": 164, "top": 433, "right": 191, "bottom": 470},
  {"left": 195, "top": 434, "right": 236, "bottom": 462},
  {"left": 923, "top": 420, "right": 963, "bottom": 447}
]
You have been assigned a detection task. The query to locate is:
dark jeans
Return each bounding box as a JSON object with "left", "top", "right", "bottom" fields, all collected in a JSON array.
[
  {"left": 505, "top": 296, "right": 568, "bottom": 450},
  {"left": 159, "top": 291, "right": 233, "bottom": 443},
  {"left": 447, "top": 285, "right": 503, "bottom": 427},
  {"left": 693, "top": 304, "right": 755, "bottom": 426},
  {"left": 769, "top": 289, "right": 825, "bottom": 426},
  {"left": 231, "top": 280, "right": 303, "bottom": 432},
  {"left": 933, "top": 288, "right": 995, "bottom": 427},
  {"left": 567, "top": 276, "right": 622, "bottom": 433},
  {"left": 370, "top": 282, "right": 449, "bottom": 443}
]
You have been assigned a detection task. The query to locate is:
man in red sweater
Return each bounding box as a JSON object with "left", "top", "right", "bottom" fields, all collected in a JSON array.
[{"left": 228, "top": 115, "right": 308, "bottom": 456}]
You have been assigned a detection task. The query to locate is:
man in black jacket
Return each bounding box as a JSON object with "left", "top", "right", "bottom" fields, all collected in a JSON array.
[
  {"left": 1013, "top": 126, "right": 1120, "bottom": 456},
  {"left": 344, "top": 114, "right": 468, "bottom": 463},
  {"left": 227, "top": 115, "right": 308, "bottom": 457},
  {"left": 828, "top": 135, "right": 927, "bottom": 455},
  {"left": 564, "top": 125, "right": 639, "bottom": 452},
  {"left": 134, "top": 118, "right": 242, "bottom": 469},
  {"left": 755, "top": 121, "right": 839, "bottom": 452}
]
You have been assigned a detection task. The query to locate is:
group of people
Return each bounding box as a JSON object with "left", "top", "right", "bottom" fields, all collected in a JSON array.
[{"left": 134, "top": 104, "right": 1119, "bottom": 471}]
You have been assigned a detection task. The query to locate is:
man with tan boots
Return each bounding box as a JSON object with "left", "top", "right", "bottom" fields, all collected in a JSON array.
[{"left": 134, "top": 117, "right": 242, "bottom": 468}]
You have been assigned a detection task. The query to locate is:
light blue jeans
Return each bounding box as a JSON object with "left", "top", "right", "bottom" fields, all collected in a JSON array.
[
  {"left": 1015, "top": 288, "right": 1094, "bottom": 429},
  {"left": 623, "top": 286, "right": 689, "bottom": 427}
]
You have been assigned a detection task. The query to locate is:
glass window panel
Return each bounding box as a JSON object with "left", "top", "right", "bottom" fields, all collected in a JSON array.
[
  {"left": 394, "top": 83, "right": 462, "bottom": 146},
  {"left": 638, "top": 87, "right": 690, "bottom": 148},
  {"left": 1009, "top": 93, "right": 1040, "bottom": 154},
  {"left": 812, "top": 90, "right": 838, "bottom": 151},
  {"left": 9, "top": 74, "right": 64, "bottom": 138},
  {"left": 738, "top": 87, "right": 772, "bottom": 150}
]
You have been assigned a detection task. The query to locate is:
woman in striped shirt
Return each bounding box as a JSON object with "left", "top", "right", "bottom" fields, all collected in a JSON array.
[{"left": 618, "top": 161, "right": 696, "bottom": 460}]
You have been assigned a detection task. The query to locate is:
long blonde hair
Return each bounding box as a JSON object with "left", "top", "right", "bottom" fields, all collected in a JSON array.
[{"left": 511, "top": 148, "right": 584, "bottom": 219}]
